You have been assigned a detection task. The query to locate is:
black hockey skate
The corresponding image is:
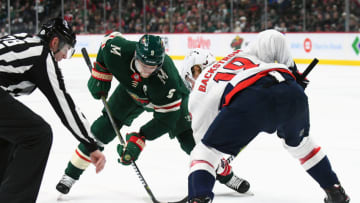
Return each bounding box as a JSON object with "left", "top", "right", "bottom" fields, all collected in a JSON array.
[
  {"left": 324, "top": 184, "right": 350, "bottom": 203},
  {"left": 189, "top": 196, "right": 212, "bottom": 203},
  {"left": 56, "top": 174, "right": 76, "bottom": 194},
  {"left": 224, "top": 174, "right": 250, "bottom": 193}
]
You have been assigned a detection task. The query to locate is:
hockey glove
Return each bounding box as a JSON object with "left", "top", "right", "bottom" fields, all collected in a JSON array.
[
  {"left": 289, "top": 64, "right": 309, "bottom": 89},
  {"left": 117, "top": 132, "right": 145, "bottom": 165},
  {"left": 87, "top": 61, "right": 113, "bottom": 99}
]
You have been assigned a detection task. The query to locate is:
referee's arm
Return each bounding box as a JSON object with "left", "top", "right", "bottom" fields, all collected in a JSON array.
[{"left": 32, "top": 53, "right": 98, "bottom": 152}]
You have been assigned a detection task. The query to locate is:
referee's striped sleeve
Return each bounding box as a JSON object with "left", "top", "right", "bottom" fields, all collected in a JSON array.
[{"left": 43, "top": 54, "right": 97, "bottom": 152}]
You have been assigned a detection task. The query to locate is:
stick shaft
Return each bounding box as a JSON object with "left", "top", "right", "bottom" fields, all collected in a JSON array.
[
  {"left": 300, "top": 58, "right": 319, "bottom": 79},
  {"left": 81, "top": 48, "right": 160, "bottom": 203}
]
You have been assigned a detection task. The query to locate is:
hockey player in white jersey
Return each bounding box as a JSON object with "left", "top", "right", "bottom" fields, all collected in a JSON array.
[
  {"left": 181, "top": 48, "right": 250, "bottom": 195},
  {"left": 182, "top": 30, "right": 350, "bottom": 203}
]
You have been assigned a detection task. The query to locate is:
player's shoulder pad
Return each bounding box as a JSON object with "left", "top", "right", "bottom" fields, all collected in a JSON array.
[{"left": 102, "top": 36, "right": 136, "bottom": 59}]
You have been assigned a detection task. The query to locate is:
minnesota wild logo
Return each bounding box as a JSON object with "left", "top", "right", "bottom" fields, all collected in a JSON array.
[
  {"left": 141, "top": 37, "right": 148, "bottom": 46},
  {"left": 231, "top": 35, "right": 244, "bottom": 50}
]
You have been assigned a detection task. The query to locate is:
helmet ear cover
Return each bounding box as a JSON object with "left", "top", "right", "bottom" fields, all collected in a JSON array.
[{"left": 135, "top": 34, "right": 165, "bottom": 67}]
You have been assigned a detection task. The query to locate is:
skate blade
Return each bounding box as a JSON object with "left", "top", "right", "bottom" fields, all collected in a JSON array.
[
  {"left": 57, "top": 193, "right": 69, "bottom": 201},
  {"left": 243, "top": 190, "right": 254, "bottom": 196},
  {"left": 216, "top": 190, "right": 255, "bottom": 198}
]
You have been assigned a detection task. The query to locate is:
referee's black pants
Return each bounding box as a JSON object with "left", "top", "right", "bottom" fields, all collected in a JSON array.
[{"left": 0, "top": 88, "right": 53, "bottom": 203}]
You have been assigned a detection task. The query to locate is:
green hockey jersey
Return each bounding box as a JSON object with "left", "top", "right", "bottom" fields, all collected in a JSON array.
[{"left": 95, "top": 35, "right": 190, "bottom": 140}]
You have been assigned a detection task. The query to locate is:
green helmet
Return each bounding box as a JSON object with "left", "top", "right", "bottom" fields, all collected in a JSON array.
[{"left": 136, "top": 34, "right": 165, "bottom": 67}]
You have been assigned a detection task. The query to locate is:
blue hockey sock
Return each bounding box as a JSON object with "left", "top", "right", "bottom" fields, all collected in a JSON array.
[
  {"left": 307, "top": 156, "right": 340, "bottom": 189},
  {"left": 188, "top": 170, "right": 215, "bottom": 200}
]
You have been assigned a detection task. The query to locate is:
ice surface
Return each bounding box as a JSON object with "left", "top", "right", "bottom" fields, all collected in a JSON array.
[{"left": 17, "top": 58, "right": 359, "bottom": 203}]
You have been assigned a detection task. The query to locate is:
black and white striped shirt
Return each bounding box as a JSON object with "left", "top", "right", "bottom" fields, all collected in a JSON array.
[{"left": 0, "top": 33, "right": 98, "bottom": 152}]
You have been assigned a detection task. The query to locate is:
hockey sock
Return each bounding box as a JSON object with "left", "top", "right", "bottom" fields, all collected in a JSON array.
[
  {"left": 188, "top": 170, "right": 215, "bottom": 201},
  {"left": 307, "top": 156, "right": 340, "bottom": 189},
  {"left": 283, "top": 137, "right": 340, "bottom": 188},
  {"left": 64, "top": 143, "right": 100, "bottom": 180},
  {"left": 65, "top": 162, "right": 84, "bottom": 180}
]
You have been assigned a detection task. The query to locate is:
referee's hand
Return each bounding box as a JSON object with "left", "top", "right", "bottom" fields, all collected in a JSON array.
[{"left": 90, "top": 150, "right": 106, "bottom": 173}]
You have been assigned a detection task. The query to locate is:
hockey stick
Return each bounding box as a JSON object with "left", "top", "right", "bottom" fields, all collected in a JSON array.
[
  {"left": 300, "top": 58, "right": 319, "bottom": 80},
  {"left": 81, "top": 48, "right": 187, "bottom": 203}
]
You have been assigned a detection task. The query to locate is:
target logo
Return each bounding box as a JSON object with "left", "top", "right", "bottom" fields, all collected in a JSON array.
[{"left": 304, "top": 38, "right": 312, "bottom": 53}]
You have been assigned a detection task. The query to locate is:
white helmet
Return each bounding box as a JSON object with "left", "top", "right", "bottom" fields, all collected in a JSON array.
[{"left": 181, "top": 48, "right": 216, "bottom": 90}]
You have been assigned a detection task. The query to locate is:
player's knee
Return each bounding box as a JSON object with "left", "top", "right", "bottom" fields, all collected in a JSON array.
[
  {"left": 282, "top": 136, "right": 325, "bottom": 170},
  {"left": 91, "top": 114, "right": 120, "bottom": 144},
  {"left": 190, "top": 142, "right": 222, "bottom": 178},
  {"left": 177, "top": 129, "right": 195, "bottom": 155}
]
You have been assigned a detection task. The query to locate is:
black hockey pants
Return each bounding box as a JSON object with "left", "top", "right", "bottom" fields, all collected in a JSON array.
[{"left": 0, "top": 88, "right": 52, "bottom": 203}]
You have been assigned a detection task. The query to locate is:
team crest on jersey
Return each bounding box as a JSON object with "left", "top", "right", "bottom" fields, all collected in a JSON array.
[{"left": 141, "top": 37, "right": 148, "bottom": 46}]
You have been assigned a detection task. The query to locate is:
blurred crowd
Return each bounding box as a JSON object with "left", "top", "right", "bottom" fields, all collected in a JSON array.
[{"left": 1, "top": 0, "right": 360, "bottom": 37}]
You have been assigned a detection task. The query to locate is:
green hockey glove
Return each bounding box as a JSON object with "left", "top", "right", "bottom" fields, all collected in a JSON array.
[
  {"left": 87, "top": 61, "right": 113, "bottom": 99},
  {"left": 117, "top": 132, "right": 145, "bottom": 165}
]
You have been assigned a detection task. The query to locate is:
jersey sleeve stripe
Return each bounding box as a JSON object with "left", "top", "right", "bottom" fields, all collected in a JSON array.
[
  {"left": 153, "top": 98, "right": 182, "bottom": 109},
  {"left": 153, "top": 99, "right": 182, "bottom": 113},
  {"left": 223, "top": 68, "right": 293, "bottom": 107}
]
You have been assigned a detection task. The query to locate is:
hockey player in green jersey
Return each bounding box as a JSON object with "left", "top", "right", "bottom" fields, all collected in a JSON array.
[{"left": 56, "top": 32, "right": 249, "bottom": 196}]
